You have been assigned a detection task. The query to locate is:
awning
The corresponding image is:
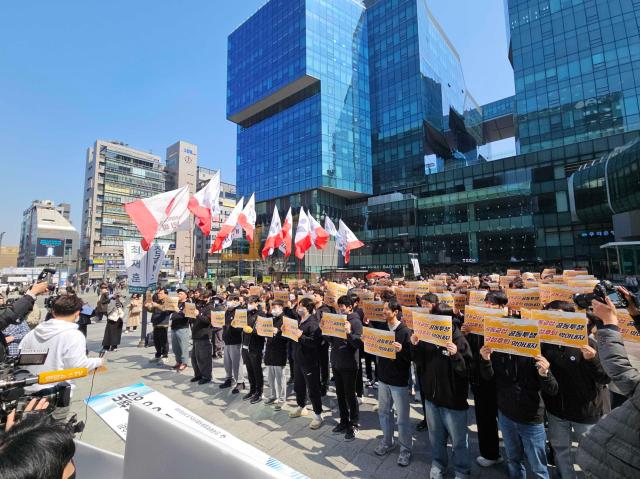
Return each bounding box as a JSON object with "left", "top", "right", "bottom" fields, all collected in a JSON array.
[{"left": 600, "top": 241, "right": 640, "bottom": 249}]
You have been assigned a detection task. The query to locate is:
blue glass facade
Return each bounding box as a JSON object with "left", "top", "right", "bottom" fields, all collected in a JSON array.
[
  {"left": 509, "top": 0, "right": 640, "bottom": 154},
  {"left": 229, "top": 0, "right": 372, "bottom": 201}
]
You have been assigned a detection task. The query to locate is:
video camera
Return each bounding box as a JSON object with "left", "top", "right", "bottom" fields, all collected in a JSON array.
[
  {"left": 0, "top": 351, "right": 86, "bottom": 432},
  {"left": 573, "top": 280, "right": 629, "bottom": 310}
]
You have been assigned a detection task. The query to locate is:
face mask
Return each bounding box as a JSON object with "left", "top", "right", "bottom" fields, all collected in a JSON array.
[{"left": 297, "top": 309, "right": 306, "bottom": 318}]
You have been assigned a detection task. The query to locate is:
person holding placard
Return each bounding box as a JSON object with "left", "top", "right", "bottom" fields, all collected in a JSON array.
[
  {"left": 479, "top": 339, "right": 558, "bottom": 479},
  {"left": 264, "top": 300, "right": 289, "bottom": 410},
  {"left": 190, "top": 291, "right": 214, "bottom": 385},
  {"left": 220, "top": 295, "right": 245, "bottom": 393},
  {"left": 289, "top": 298, "right": 324, "bottom": 429},
  {"left": 327, "top": 295, "right": 363, "bottom": 442},
  {"left": 241, "top": 296, "right": 266, "bottom": 403},
  {"left": 410, "top": 304, "right": 473, "bottom": 479},
  {"left": 313, "top": 289, "right": 335, "bottom": 397},
  {"left": 169, "top": 289, "right": 191, "bottom": 372},
  {"left": 413, "top": 292, "right": 439, "bottom": 432},
  {"left": 461, "top": 291, "right": 507, "bottom": 468},
  {"left": 145, "top": 288, "right": 170, "bottom": 364},
  {"left": 374, "top": 300, "right": 413, "bottom": 467},
  {"left": 539, "top": 301, "right": 609, "bottom": 479}
]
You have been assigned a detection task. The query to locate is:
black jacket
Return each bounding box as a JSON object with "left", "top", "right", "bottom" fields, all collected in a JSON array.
[
  {"left": 315, "top": 304, "right": 334, "bottom": 345},
  {"left": 376, "top": 322, "right": 412, "bottom": 387},
  {"left": 191, "top": 301, "right": 213, "bottom": 340},
  {"left": 327, "top": 312, "right": 363, "bottom": 370},
  {"left": 94, "top": 292, "right": 110, "bottom": 314},
  {"left": 413, "top": 326, "right": 472, "bottom": 410},
  {"left": 222, "top": 308, "right": 243, "bottom": 345},
  {"left": 0, "top": 294, "right": 34, "bottom": 331},
  {"left": 149, "top": 300, "right": 169, "bottom": 327},
  {"left": 170, "top": 302, "right": 190, "bottom": 330},
  {"left": 264, "top": 315, "right": 288, "bottom": 366},
  {"left": 541, "top": 339, "right": 610, "bottom": 423},
  {"left": 242, "top": 309, "right": 265, "bottom": 354},
  {"left": 480, "top": 352, "right": 559, "bottom": 424},
  {"left": 292, "top": 314, "right": 322, "bottom": 370}
]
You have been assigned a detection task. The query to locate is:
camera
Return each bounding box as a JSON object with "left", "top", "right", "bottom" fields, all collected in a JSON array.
[
  {"left": 37, "top": 268, "right": 57, "bottom": 293},
  {"left": 573, "top": 280, "right": 629, "bottom": 310},
  {"left": 0, "top": 352, "right": 80, "bottom": 430}
]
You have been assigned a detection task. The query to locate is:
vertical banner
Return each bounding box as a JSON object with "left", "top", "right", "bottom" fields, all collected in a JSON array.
[
  {"left": 146, "top": 242, "right": 170, "bottom": 291},
  {"left": 410, "top": 258, "right": 421, "bottom": 278},
  {"left": 256, "top": 316, "right": 274, "bottom": 337},
  {"left": 522, "top": 309, "right": 588, "bottom": 348},
  {"left": 231, "top": 309, "right": 248, "bottom": 328},
  {"left": 412, "top": 312, "right": 452, "bottom": 347},
  {"left": 320, "top": 313, "right": 347, "bottom": 339},
  {"left": 123, "top": 241, "right": 147, "bottom": 293},
  {"left": 361, "top": 300, "right": 386, "bottom": 322},
  {"left": 463, "top": 305, "right": 505, "bottom": 335},
  {"left": 484, "top": 316, "right": 541, "bottom": 358},
  {"left": 507, "top": 288, "right": 542, "bottom": 311},
  {"left": 362, "top": 328, "right": 396, "bottom": 359},
  {"left": 281, "top": 317, "right": 301, "bottom": 342}
]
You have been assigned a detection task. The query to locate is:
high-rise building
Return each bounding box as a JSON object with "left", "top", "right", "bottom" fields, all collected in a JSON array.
[
  {"left": 18, "top": 200, "right": 78, "bottom": 269},
  {"left": 166, "top": 140, "right": 199, "bottom": 274},
  {"left": 80, "top": 140, "right": 165, "bottom": 280},
  {"left": 229, "top": 0, "right": 640, "bottom": 276}
]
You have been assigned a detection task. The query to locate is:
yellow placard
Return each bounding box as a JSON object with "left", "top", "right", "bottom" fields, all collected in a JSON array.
[
  {"left": 522, "top": 309, "right": 588, "bottom": 348},
  {"left": 281, "top": 317, "right": 300, "bottom": 342},
  {"left": 567, "top": 279, "right": 598, "bottom": 289},
  {"left": 468, "top": 290, "right": 488, "bottom": 306},
  {"left": 362, "top": 300, "right": 386, "bottom": 322},
  {"left": 507, "top": 269, "right": 521, "bottom": 276},
  {"left": 256, "top": 316, "right": 274, "bottom": 338},
  {"left": 499, "top": 275, "right": 517, "bottom": 289},
  {"left": 412, "top": 312, "right": 452, "bottom": 347},
  {"left": 326, "top": 282, "right": 348, "bottom": 308},
  {"left": 362, "top": 328, "right": 396, "bottom": 359},
  {"left": 436, "top": 292, "right": 455, "bottom": 308},
  {"left": 488, "top": 283, "right": 500, "bottom": 291},
  {"left": 249, "top": 286, "right": 262, "bottom": 296},
  {"left": 541, "top": 268, "right": 556, "bottom": 278},
  {"left": 183, "top": 302, "right": 198, "bottom": 319},
  {"left": 320, "top": 313, "right": 347, "bottom": 339},
  {"left": 405, "top": 281, "right": 430, "bottom": 296},
  {"left": 464, "top": 305, "right": 505, "bottom": 335},
  {"left": 163, "top": 296, "right": 180, "bottom": 312},
  {"left": 484, "top": 316, "right": 541, "bottom": 358},
  {"left": 396, "top": 288, "right": 417, "bottom": 307},
  {"left": 351, "top": 289, "right": 374, "bottom": 301},
  {"left": 617, "top": 309, "right": 640, "bottom": 343},
  {"left": 210, "top": 310, "right": 225, "bottom": 328},
  {"left": 453, "top": 293, "right": 467, "bottom": 312},
  {"left": 507, "top": 289, "right": 542, "bottom": 311},
  {"left": 273, "top": 291, "right": 290, "bottom": 303},
  {"left": 231, "top": 309, "right": 248, "bottom": 328},
  {"left": 401, "top": 306, "right": 430, "bottom": 330},
  {"left": 427, "top": 280, "right": 445, "bottom": 293},
  {"left": 539, "top": 284, "right": 576, "bottom": 306}
]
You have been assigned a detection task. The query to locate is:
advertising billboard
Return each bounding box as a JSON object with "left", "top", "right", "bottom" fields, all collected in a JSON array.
[{"left": 36, "top": 238, "right": 64, "bottom": 258}]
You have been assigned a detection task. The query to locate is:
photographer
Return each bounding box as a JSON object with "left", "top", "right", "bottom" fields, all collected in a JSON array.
[
  {"left": 0, "top": 398, "right": 76, "bottom": 479},
  {"left": 19, "top": 294, "right": 103, "bottom": 419},
  {"left": 577, "top": 297, "right": 640, "bottom": 477}
]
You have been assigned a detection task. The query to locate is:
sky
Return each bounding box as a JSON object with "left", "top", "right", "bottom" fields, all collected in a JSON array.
[{"left": 0, "top": 0, "right": 514, "bottom": 245}]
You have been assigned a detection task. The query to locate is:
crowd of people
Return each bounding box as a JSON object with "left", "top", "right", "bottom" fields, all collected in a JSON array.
[{"left": 91, "top": 270, "right": 639, "bottom": 479}]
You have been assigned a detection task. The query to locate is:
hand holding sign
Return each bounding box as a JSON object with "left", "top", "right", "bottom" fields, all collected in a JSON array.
[
  {"left": 580, "top": 345, "right": 596, "bottom": 360},
  {"left": 480, "top": 345, "right": 492, "bottom": 361},
  {"left": 535, "top": 355, "right": 550, "bottom": 377},
  {"left": 345, "top": 320, "right": 352, "bottom": 335},
  {"left": 392, "top": 341, "right": 402, "bottom": 352},
  {"left": 445, "top": 342, "right": 457, "bottom": 356}
]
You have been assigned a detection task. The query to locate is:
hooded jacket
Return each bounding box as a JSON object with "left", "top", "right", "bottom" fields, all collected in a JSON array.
[
  {"left": 327, "top": 312, "right": 363, "bottom": 370},
  {"left": 241, "top": 309, "right": 265, "bottom": 354},
  {"left": 19, "top": 319, "right": 102, "bottom": 393},
  {"left": 264, "top": 314, "right": 288, "bottom": 366}
]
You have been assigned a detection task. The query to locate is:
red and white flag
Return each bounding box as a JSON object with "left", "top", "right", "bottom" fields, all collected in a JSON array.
[
  {"left": 210, "top": 197, "right": 244, "bottom": 253},
  {"left": 221, "top": 224, "right": 243, "bottom": 251},
  {"left": 188, "top": 171, "right": 220, "bottom": 236},
  {"left": 308, "top": 214, "right": 330, "bottom": 250},
  {"left": 238, "top": 193, "right": 256, "bottom": 242},
  {"left": 294, "top": 207, "right": 312, "bottom": 260},
  {"left": 125, "top": 185, "right": 190, "bottom": 251},
  {"left": 337, "top": 219, "right": 364, "bottom": 264},
  {"left": 279, "top": 207, "right": 293, "bottom": 257},
  {"left": 261, "top": 205, "right": 283, "bottom": 260},
  {"left": 324, "top": 216, "right": 338, "bottom": 238}
]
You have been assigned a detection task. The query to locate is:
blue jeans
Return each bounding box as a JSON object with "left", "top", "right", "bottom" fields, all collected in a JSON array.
[
  {"left": 547, "top": 413, "right": 593, "bottom": 479},
  {"left": 424, "top": 400, "right": 470, "bottom": 478},
  {"left": 498, "top": 411, "right": 549, "bottom": 479},
  {"left": 377, "top": 381, "right": 412, "bottom": 453},
  {"left": 171, "top": 328, "right": 190, "bottom": 364}
]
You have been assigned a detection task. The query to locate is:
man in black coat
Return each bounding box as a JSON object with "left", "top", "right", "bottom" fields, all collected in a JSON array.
[
  {"left": 241, "top": 296, "right": 265, "bottom": 403},
  {"left": 313, "top": 289, "right": 334, "bottom": 396},
  {"left": 190, "top": 292, "right": 214, "bottom": 385}
]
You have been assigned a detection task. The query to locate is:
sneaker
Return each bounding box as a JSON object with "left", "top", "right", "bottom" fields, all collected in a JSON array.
[
  {"left": 177, "top": 363, "right": 187, "bottom": 371},
  {"left": 344, "top": 426, "right": 357, "bottom": 442},
  {"left": 332, "top": 423, "right": 348, "bottom": 434},
  {"left": 273, "top": 401, "right": 283, "bottom": 411},
  {"left": 374, "top": 441, "right": 397, "bottom": 457},
  {"left": 309, "top": 415, "right": 323, "bottom": 429},
  {"left": 197, "top": 378, "right": 212, "bottom": 385},
  {"left": 397, "top": 450, "right": 411, "bottom": 467},
  {"left": 264, "top": 397, "right": 277, "bottom": 405},
  {"left": 476, "top": 456, "right": 504, "bottom": 467},
  {"left": 416, "top": 419, "right": 428, "bottom": 431},
  {"left": 149, "top": 357, "right": 160, "bottom": 363},
  {"left": 250, "top": 394, "right": 263, "bottom": 404},
  {"left": 243, "top": 391, "right": 255, "bottom": 401},
  {"left": 232, "top": 382, "right": 245, "bottom": 394},
  {"left": 219, "top": 379, "right": 233, "bottom": 389},
  {"left": 289, "top": 407, "right": 308, "bottom": 418},
  {"left": 190, "top": 376, "right": 202, "bottom": 383},
  {"left": 159, "top": 357, "right": 169, "bottom": 365},
  {"left": 429, "top": 465, "right": 444, "bottom": 479},
  {"left": 172, "top": 363, "right": 181, "bottom": 370}
]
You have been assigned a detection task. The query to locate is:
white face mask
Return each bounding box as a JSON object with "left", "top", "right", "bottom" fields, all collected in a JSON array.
[{"left": 272, "top": 308, "right": 282, "bottom": 317}]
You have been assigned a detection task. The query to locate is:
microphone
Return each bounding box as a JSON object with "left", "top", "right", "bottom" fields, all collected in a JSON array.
[{"left": 0, "top": 368, "right": 89, "bottom": 390}]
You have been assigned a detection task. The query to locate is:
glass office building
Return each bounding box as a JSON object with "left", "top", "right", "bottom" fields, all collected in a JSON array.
[{"left": 229, "top": 0, "right": 640, "bottom": 275}]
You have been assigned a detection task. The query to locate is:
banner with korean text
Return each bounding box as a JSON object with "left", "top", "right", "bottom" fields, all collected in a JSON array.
[
  {"left": 484, "top": 316, "right": 540, "bottom": 358},
  {"left": 362, "top": 328, "right": 396, "bottom": 359},
  {"left": 320, "top": 313, "right": 347, "bottom": 339},
  {"left": 412, "top": 312, "right": 452, "bottom": 347},
  {"left": 522, "top": 309, "right": 587, "bottom": 348}
]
